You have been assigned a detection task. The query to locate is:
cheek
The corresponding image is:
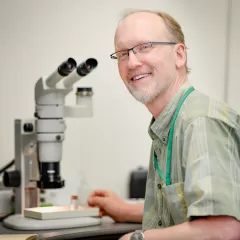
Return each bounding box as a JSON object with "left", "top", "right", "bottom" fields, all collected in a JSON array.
[
  {"left": 118, "top": 63, "right": 127, "bottom": 80},
  {"left": 144, "top": 57, "right": 163, "bottom": 73},
  {"left": 152, "top": 52, "right": 175, "bottom": 72}
]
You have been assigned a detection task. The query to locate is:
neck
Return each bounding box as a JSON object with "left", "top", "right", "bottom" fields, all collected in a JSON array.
[{"left": 146, "top": 75, "right": 187, "bottom": 119}]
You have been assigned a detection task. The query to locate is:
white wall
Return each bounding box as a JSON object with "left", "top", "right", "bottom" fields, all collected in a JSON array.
[
  {"left": 226, "top": 0, "right": 240, "bottom": 110},
  {"left": 0, "top": 0, "right": 231, "bottom": 203}
]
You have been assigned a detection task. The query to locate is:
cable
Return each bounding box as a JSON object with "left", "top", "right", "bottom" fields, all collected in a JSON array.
[
  {"left": 0, "top": 159, "right": 15, "bottom": 175},
  {"left": 0, "top": 161, "right": 15, "bottom": 220},
  {"left": 0, "top": 212, "right": 14, "bottom": 222}
]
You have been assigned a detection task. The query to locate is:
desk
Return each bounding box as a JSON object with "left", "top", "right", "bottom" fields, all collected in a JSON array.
[{"left": 0, "top": 217, "right": 142, "bottom": 239}]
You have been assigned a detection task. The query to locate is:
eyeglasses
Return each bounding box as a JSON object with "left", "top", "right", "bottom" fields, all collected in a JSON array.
[{"left": 110, "top": 42, "right": 177, "bottom": 61}]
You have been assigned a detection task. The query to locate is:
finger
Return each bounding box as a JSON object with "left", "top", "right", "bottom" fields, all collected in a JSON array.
[
  {"left": 99, "top": 209, "right": 107, "bottom": 216},
  {"left": 88, "top": 189, "right": 108, "bottom": 198},
  {"left": 88, "top": 196, "right": 105, "bottom": 208},
  {"left": 88, "top": 190, "right": 104, "bottom": 205},
  {"left": 99, "top": 210, "right": 105, "bottom": 218}
]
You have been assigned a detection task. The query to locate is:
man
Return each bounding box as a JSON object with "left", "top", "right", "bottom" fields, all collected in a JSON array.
[{"left": 88, "top": 10, "right": 240, "bottom": 239}]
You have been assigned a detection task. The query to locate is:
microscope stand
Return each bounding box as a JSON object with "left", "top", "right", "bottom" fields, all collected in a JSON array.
[{"left": 3, "top": 214, "right": 101, "bottom": 230}]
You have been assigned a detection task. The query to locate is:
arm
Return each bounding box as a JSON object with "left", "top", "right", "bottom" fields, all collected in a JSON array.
[
  {"left": 121, "top": 216, "right": 240, "bottom": 240},
  {"left": 123, "top": 202, "right": 144, "bottom": 223}
]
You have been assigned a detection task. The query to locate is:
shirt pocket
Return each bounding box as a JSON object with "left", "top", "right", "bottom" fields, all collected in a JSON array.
[{"left": 161, "top": 182, "right": 188, "bottom": 225}]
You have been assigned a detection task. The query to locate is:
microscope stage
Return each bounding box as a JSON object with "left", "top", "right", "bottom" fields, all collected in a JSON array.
[{"left": 24, "top": 205, "right": 99, "bottom": 220}]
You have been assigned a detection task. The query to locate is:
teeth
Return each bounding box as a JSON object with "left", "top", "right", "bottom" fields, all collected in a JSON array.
[{"left": 133, "top": 74, "right": 150, "bottom": 81}]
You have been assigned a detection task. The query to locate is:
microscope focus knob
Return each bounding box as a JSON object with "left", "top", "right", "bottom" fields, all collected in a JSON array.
[
  {"left": 3, "top": 170, "right": 21, "bottom": 187},
  {"left": 23, "top": 123, "right": 34, "bottom": 132}
]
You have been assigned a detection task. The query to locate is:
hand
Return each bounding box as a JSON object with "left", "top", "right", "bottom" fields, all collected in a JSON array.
[{"left": 88, "top": 189, "right": 129, "bottom": 222}]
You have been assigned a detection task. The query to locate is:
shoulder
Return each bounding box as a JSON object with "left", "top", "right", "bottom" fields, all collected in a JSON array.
[{"left": 178, "top": 89, "right": 240, "bottom": 130}]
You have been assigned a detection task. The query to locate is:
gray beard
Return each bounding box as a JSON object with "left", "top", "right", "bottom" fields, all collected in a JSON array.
[{"left": 126, "top": 83, "right": 162, "bottom": 104}]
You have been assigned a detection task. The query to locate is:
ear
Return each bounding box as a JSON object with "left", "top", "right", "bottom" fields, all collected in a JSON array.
[{"left": 174, "top": 43, "right": 187, "bottom": 70}]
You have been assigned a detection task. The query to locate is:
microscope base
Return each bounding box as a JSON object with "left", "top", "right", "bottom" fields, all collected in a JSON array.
[{"left": 3, "top": 214, "right": 101, "bottom": 230}]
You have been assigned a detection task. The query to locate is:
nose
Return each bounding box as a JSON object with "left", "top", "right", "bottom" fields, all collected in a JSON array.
[{"left": 127, "top": 51, "right": 142, "bottom": 69}]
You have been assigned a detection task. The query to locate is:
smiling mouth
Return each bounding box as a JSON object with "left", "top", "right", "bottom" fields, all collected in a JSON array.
[{"left": 131, "top": 73, "right": 152, "bottom": 81}]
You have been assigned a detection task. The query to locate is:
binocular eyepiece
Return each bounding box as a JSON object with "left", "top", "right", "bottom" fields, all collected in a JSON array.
[
  {"left": 46, "top": 57, "right": 98, "bottom": 88},
  {"left": 58, "top": 57, "right": 98, "bottom": 77},
  {"left": 76, "top": 58, "right": 98, "bottom": 77},
  {"left": 58, "top": 58, "right": 77, "bottom": 76}
]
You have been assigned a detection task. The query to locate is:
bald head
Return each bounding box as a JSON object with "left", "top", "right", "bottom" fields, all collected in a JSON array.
[{"left": 114, "top": 11, "right": 171, "bottom": 51}]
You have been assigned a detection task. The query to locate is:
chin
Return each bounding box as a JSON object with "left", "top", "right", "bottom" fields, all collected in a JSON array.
[
  {"left": 127, "top": 83, "right": 161, "bottom": 104},
  {"left": 131, "top": 92, "right": 158, "bottom": 104}
]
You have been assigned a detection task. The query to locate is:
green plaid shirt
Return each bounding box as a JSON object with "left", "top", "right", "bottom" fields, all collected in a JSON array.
[{"left": 142, "top": 81, "right": 240, "bottom": 230}]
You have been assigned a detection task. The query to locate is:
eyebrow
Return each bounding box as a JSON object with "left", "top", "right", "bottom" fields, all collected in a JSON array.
[{"left": 115, "top": 41, "right": 150, "bottom": 52}]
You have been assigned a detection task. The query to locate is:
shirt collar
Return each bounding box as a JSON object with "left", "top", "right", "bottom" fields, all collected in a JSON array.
[{"left": 148, "top": 81, "right": 192, "bottom": 143}]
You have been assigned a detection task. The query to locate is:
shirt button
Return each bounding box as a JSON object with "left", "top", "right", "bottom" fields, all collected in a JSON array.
[
  {"left": 162, "top": 137, "right": 167, "bottom": 142},
  {"left": 158, "top": 220, "right": 162, "bottom": 226},
  {"left": 157, "top": 184, "right": 162, "bottom": 189}
]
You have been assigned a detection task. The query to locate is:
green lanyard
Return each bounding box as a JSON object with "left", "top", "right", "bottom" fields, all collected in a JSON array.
[{"left": 154, "top": 87, "right": 195, "bottom": 186}]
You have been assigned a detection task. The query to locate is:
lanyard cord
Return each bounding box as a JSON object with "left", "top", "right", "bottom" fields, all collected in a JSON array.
[
  {"left": 154, "top": 151, "right": 166, "bottom": 183},
  {"left": 154, "top": 87, "right": 195, "bottom": 186}
]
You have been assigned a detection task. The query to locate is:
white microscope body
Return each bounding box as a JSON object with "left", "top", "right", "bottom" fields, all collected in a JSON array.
[
  {"left": 35, "top": 57, "right": 97, "bottom": 190},
  {"left": 3, "top": 58, "right": 100, "bottom": 230}
]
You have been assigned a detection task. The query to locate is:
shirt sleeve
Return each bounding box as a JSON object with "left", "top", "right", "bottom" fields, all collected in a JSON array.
[{"left": 182, "top": 116, "right": 240, "bottom": 220}]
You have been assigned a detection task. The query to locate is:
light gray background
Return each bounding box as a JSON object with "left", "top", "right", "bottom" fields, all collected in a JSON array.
[{"left": 0, "top": 0, "right": 239, "bottom": 204}]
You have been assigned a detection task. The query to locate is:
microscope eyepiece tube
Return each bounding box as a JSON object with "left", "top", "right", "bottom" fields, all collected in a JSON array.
[
  {"left": 58, "top": 58, "right": 77, "bottom": 76},
  {"left": 63, "top": 58, "right": 98, "bottom": 88},
  {"left": 76, "top": 58, "right": 98, "bottom": 77},
  {"left": 46, "top": 58, "right": 77, "bottom": 88}
]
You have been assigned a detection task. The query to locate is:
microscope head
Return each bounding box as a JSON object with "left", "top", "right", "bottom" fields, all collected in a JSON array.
[{"left": 35, "top": 57, "right": 97, "bottom": 190}]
